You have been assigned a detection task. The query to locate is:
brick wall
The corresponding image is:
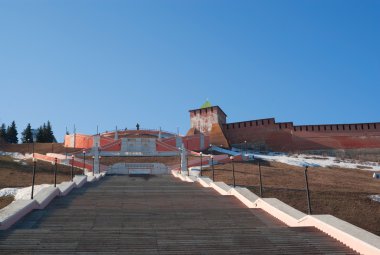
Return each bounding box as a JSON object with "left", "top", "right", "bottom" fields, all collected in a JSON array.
[{"left": 223, "top": 119, "right": 380, "bottom": 152}]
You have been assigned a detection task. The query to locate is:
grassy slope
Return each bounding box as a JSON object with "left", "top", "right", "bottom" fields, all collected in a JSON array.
[{"left": 0, "top": 156, "right": 82, "bottom": 209}]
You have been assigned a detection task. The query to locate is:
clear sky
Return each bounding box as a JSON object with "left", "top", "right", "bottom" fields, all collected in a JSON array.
[{"left": 0, "top": 0, "right": 379, "bottom": 142}]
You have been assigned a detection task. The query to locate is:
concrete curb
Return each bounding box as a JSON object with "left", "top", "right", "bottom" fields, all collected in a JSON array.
[
  {"left": 57, "top": 182, "right": 76, "bottom": 196},
  {"left": 0, "top": 171, "right": 107, "bottom": 231},
  {"left": 0, "top": 200, "right": 38, "bottom": 230},
  {"left": 73, "top": 175, "right": 87, "bottom": 188},
  {"left": 210, "top": 182, "right": 232, "bottom": 195},
  {"left": 229, "top": 187, "right": 260, "bottom": 208},
  {"left": 299, "top": 215, "right": 380, "bottom": 255},
  {"left": 87, "top": 176, "right": 97, "bottom": 182},
  {"left": 34, "top": 187, "right": 60, "bottom": 209},
  {"left": 196, "top": 177, "right": 213, "bottom": 187},
  {"left": 184, "top": 176, "right": 197, "bottom": 182},
  {"left": 255, "top": 198, "right": 307, "bottom": 227}
]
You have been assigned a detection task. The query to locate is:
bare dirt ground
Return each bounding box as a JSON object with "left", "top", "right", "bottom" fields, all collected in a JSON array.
[
  {"left": 0, "top": 143, "right": 79, "bottom": 155},
  {"left": 201, "top": 160, "right": 380, "bottom": 236},
  {"left": 0, "top": 156, "right": 82, "bottom": 209}
]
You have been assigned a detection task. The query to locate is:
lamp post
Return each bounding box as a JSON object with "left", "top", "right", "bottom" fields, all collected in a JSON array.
[
  {"left": 92, "top": 156, "right": 95, "bottom": 176},
  {"left": 211, "top": 155, "right": 215, "bottom": 181},
  {"left": 31, "top": 158, "right": 36, "bottom": 199},
  {"left": 82, "top": 150, "right": 86, "bottom": 175},
  {"left": 54, "top": 157, "right": 57, "bottom": 187},
  {"left": 230, "top": 156, "right": 236, "bottom": 187},
  {"left": 244, "top": 140, "right": 247, "bottom": 157},
  {"left": 71, "top": 155, "right": 74, "bottom": 181},
  {"left": 200, "top": 152, "right": 203, "bottom": 176},
  {"left": 27, "top": 139, "right": 30, "bottom": 154}
]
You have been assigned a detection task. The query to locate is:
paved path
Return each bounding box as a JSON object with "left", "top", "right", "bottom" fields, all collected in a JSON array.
[{"left": 0, "top": 175, "right": 357, "bottom": 254}]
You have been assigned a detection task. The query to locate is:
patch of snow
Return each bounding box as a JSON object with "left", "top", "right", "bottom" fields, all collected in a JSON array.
[
  {"left": 0, "top": 184, "right": 52, "bottom": 200},
  {"left": 225, "top": 147, "right": 380, "bottom": 171},
  {"left": 0, "top": 151, "right": 32, "bottom": 160},
  {"left": 0, "top": 151, "right": 33, "bottom": 162},
  {"left": 250, "top": 152, "right": 380, "bottom": 171},
  {"left": 46, "top": 153, "right": 67, "bottom": 160},
  {"left": 369, "top": 195, "right": 380, "bottom": 203},
  {"left": 0, "top": 188, "right": 18, "bottom": 197}
]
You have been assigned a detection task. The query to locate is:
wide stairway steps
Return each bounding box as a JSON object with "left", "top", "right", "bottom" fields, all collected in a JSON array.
[{"left": 0, "top": 175, "right": 357, "bottom": 254}]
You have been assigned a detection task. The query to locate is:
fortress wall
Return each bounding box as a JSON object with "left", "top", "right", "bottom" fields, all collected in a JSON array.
[
  {"left": 223, "top": 118, "right": 282, "bottom": 150},
  {"left": 223, "top": 119, "right": 380, "bottom": 152}
]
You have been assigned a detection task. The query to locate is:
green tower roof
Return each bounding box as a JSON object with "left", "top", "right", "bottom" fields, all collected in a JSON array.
[{"left": 200, "top": 100, "right": 212, "bottom": 109}]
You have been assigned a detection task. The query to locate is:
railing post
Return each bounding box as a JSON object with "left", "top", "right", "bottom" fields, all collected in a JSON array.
[
  {"left": 304, "top": 166, "right": 312, "bottom": 215},
  {"left": 71, "top": 155, "right": 74, "bottom": 181},
  {"left": 211, "top": 156, "right": 215, "bottom": 181},
  {"left": 178, "top": 147, "right": 181, "bottom": 174},
  {"left": 54, "top": 158, "right": 57, "bottom": 187},
  {"left": 258, "top": 160, "right": 263, "bottom": 197},
  {"left": 83, "top": 150, "right": 86, "bottom": 175},
  {"left": 92, "top": 156, "right": 95, "bottom": 176},
  {"left": 230, "top": 156, "right": 235, "bottom": 187},
  {"left": 200, "top": 152, "right": 203, "bottom": 176},
  {"left": 31, "top": 158, "right": 36, "bottom": 199}
]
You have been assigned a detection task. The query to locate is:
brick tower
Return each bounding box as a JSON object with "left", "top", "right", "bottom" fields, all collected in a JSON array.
[{"left": 186, "top": 102, "right": 229, "bottom": 147}]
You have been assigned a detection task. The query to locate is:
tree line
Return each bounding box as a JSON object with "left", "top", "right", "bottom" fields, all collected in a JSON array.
[{"left": 0, "top": 121, "right": 56, "bottom": 144}]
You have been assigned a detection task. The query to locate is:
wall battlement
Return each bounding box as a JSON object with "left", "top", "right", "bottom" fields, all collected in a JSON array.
[{"left": 187, "top": 105, "right": 380, "bottom": 152}]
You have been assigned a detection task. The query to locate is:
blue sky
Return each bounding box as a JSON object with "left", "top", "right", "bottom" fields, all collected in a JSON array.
[{"left": 0, "top": 0, "right": 379, "bottom": 142}]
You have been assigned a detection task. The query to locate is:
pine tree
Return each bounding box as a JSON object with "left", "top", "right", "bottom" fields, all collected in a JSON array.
[
  {"left": 0, "top": 123, "right": 7, "bottom": 143},
  {"left": 46, "top": 121, "right": 55, "bottom": 143},
  {"left": 21, "top": 123, "right": 33, "bottom": 143},
  {"left": 36, "top": 121, "right": 56, "bottom": 143},
  {"left": 36, "top": 124, "right": 45, "bottom": 142},
  {"left": 6, "top": 121, "right": 18, "bottom": 144}
]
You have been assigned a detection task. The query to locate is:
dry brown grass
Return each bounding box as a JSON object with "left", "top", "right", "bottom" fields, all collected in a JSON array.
[
  {"left": 202, "top": 160, "right": 380, "bottom": 236},
  {"left": 0, "top": 143, "right": 78, "bottom": 155},
  {"left": 0, "top": 156, "right": 83, "bottom": 209}
]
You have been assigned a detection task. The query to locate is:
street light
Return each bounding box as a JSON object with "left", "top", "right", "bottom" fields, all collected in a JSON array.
[
  {"left": 230, "top": 156, "right": 236, "bottom": 187},
  {"left": 244, "top": 140, "right": 247, "bottom": 156},
  {"left": 200, "top": 152, "right": 203, "bottom": 176},
  {"left": 211, "top": 155, "right": 215, "bottom": 181},
  {"left": 82, "top": 150, "right": 86, "bottom": 175},
  {"left": 71, "top": 155, "right": 74, "bottom": 181}
]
